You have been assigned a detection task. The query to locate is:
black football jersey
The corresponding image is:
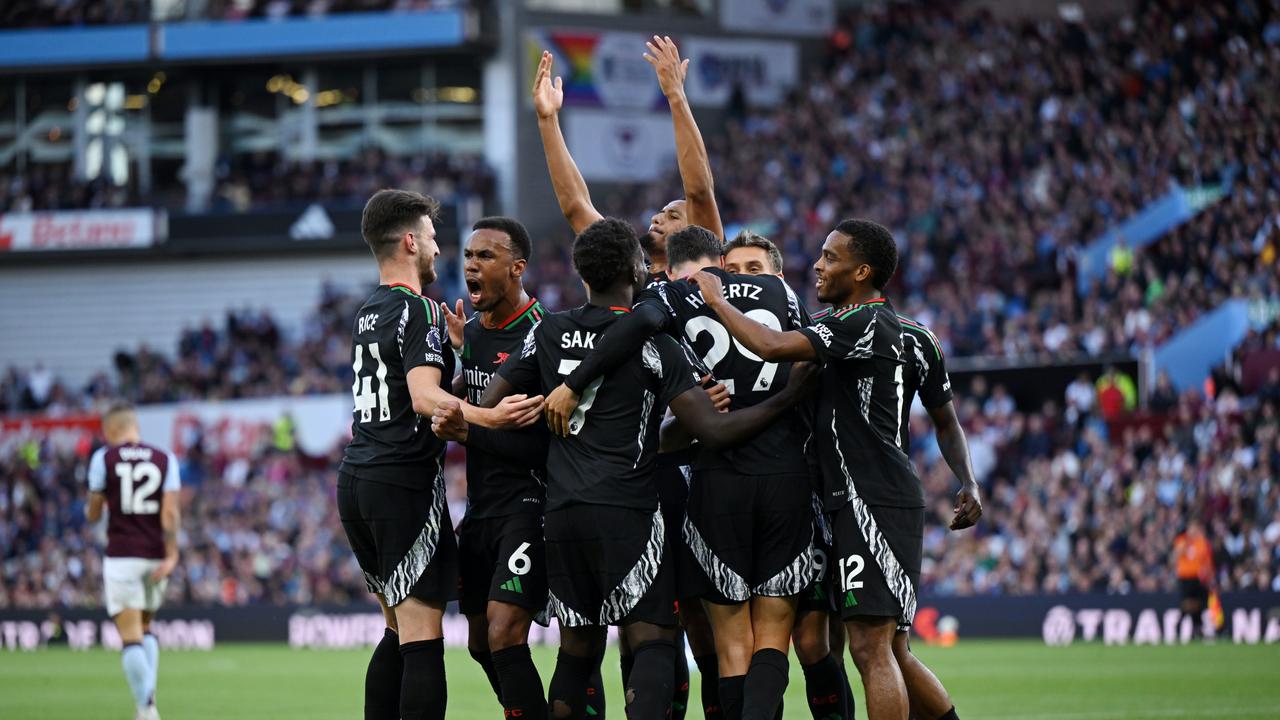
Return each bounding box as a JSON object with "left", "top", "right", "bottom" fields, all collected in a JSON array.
[
  {"left": 898, "top": 315, "right": 953, "bottom": 453},
  {"left": 798, "top": 297, "right": 923, "bottom": 509},
  {"left": 646, "top": 269, "right": 670, "bottom": 288},
  {"left": 340, "top": 283, "right": 456, "bottom": 488},
  {"left": 461, "top": 299, "right": 548, "bottom": 517},
  {"left": 497, "top": 304, "right": 700, "bottom": 512},
  {"left": 643, "top": 266, "right": 811, "bottom": 475}
]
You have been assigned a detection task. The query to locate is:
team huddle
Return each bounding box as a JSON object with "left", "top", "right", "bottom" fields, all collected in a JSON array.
[
  {"left": 334, "top": 39, "right": 982, "bottom": 720},
  {"left": 84, "top": 36, "right": 981, "bottom": 720}
]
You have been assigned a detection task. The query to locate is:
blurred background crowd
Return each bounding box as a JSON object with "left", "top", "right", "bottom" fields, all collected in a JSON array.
[{"left": 2, "top": 0, "right": 1278, "bottom": 609}]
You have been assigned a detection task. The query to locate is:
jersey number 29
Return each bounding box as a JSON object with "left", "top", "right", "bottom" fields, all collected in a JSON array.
[{"left": 684, "top": 310, "right": 782, "bottom": 395}]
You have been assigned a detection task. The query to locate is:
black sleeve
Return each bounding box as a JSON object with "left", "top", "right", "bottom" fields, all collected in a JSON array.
[
  {"left": 403, "top": 297, "right": 448, "bottom": 372},
  {"left": 798, "top": 312, "right": 862, "bottom": 365},
  {"left": 771, "top": 275, "right": 812, "bottom": 329},
  {"left": 563, "top": 289, "right": 673, "bottom": 393},
  {"left": 467, "top": 422, "right": 550, "bottom": 465},
  {"left": 917, "top": 331, "right": 953, "bottom": 409},
  {"left": 653, "top": 335, "right": 702, "bottom": 407},
  {"left": 496, "top": 325, "right": 543, "bottom": 393}
]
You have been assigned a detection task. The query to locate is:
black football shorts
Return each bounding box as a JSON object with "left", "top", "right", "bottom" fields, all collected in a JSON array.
[
  {"left": 829, "top": 501, "right": 923, "bottom": 625},
  {"left": 457, "top": 511, "right": 549, "bottom": 621},
  {"left": 797, "top": 502, "right": 838, "bottom": 616},
  {"left": 653, "top": 452, "right": 706, "bottom": 602},
  {"left": 684, "top": 470, "right": 815, "bottom": 605},
  {"left": 337, "top": 468, "right": 458, "bottom": 607},
  {"left": 544, "top": 504, "right": 677, "bottom": 628}
]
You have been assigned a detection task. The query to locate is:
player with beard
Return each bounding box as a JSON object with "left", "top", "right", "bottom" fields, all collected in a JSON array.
[
  {"left": 437, "top": 216, "right": 555, "bottom": 720},
  {"left": 535, "top": 38, "right": 725, "bottom": 717},
  {"left": 691, "top": 219, "right": 925, "bottom": 720},
  {"left": 547, "top": 225, "right": 816, "bottom": 720},
  {"left": 337, "top": 190, "right": 543, "bottom": 720},
  {"left": 435, "top": 218, "right": 814, "bottom": 720},
  {"left": 723, "top": 231, "right": 857, "bottom": 720}
]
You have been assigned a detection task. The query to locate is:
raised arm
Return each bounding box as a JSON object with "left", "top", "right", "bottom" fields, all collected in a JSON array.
[
  {"left": 927, "top": 401, "right": 983, "bottom": 530},
  {"left": 645, "top": 36, "right": 723, "bottom": 240},
  {"left": 533, "top": 51, "right": 603, "bottom": 234},
  {"left": 692, "top": 271, "right": 816, "bottom": 362},
  {"left": 668, "top": 362, "right": 815, "bottom": 449}
]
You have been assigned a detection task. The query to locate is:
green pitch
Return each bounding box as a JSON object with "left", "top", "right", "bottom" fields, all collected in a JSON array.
[{"left": 2, "top": 640, "right": 1278, "bottom": 719}]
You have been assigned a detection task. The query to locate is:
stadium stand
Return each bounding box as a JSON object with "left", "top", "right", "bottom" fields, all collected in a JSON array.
[
  {"left": 0, "top": 151, "right": 493, "bottom": 214},
  {"left": 3, "top": 0, "right": 1279, "bottom": 611}
]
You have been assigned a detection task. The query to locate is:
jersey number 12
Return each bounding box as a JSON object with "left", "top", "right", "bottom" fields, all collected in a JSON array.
[{"left": 115, "top": 462, "right": 162, "bottom": 515}]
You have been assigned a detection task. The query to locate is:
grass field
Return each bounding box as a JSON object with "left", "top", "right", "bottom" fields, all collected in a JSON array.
[{"left": 2, "top": 640, "right": 1278, "bottom": 719}]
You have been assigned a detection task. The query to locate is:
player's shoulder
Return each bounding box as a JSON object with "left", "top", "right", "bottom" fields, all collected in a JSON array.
[
  {"left": 822, "top": 297, "right": 889, "bottom": 323},
  {"left": 897, "top": 314, "right": 943, "bottom": 357}
]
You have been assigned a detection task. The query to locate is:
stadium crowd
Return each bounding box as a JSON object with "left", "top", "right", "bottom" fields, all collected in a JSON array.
[
  {"left": 0, "top": 150, "right": 493, "bottom": 215},
  {"left": 3, "top": 1, "right": 1279, "bottom": 611},
  {"left": 4, "top": 354, "right": 1277, "bottom": 609},
  {"left": 592, "top": 0, "right": 1280, "bottom": 359}
]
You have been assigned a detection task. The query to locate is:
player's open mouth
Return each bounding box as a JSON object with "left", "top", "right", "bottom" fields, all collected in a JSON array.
[{"left": 465, "top": 278, "right": 483, "bottom": 304}]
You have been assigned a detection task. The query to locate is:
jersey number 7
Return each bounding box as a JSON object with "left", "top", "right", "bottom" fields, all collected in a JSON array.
[{"left": 557, "top": 359, "right": 603, "bottom": 435}]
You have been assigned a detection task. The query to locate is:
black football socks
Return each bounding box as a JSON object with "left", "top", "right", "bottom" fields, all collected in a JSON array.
[
  {"left": 364, "top": 628, "right": 402, "bottom": 720},
  {"left": 694, "top": 654, "right": 723, "bottom": 719},
  {"left": 801, "top": 653, "right": 850, "bottom": 720},
  {"left": 548, "top": 649, "right": 598, "bottom": 720},
  {"left": 492, "top": 644, "right": 547, "bottom": 720},
  {"left": 741, "top": 648, "right": 789, "bottom": 720},
  {"left": 719, "top": 674, "right": 746, "bottom": 720},
  {"left": 626, "top": 639, "right": 677, "bottom": 719},
  {"left": 672, "top": 638, "right": 691, "bottom": 719},
  {"left": 399, "top": 638, "right": 446, "bottom": 720},
  {"left": 469, "top": 647, "right": 503, "bottom": 701}
]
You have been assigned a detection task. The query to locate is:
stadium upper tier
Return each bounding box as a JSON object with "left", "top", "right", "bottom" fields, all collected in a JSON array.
[
  {"left": 0, "top": 1, "right": 471, "bottom": 28},
  {"left": 598, "top": 0, "right": 1277, "bottom": 357}
]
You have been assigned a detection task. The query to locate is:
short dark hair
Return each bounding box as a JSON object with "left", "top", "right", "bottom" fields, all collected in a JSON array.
[
  {"left": 472, "top": 216, "right": 532, "bottom": 260},
  {"left": 834, "top": 218, "right": 897, "bottom": 290},
  {"left": 724, "top": 230, "right": 784, "bottom": 273},
  {"left": 573, "top": 218, "right": 640, "bottom": 291},
  {"left": 666, "top": 225, "right": 722, "bottom": 269},
  {"left": 361, "top": 189, "right": 440, "bottom": 260}
]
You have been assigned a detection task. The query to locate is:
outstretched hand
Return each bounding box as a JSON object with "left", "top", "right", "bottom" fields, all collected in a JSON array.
[
  {"left": 490, "top": 393, "right": 545, "bottom": 429},
  {"left": 644, "top": 35, "right": 689, "bottom": 99},
  {"left": 441, "top": 299, "right": 465, "bottom": 351},
  {"left": 532, "top": 50, "right": 564, "bottom": 120}
]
